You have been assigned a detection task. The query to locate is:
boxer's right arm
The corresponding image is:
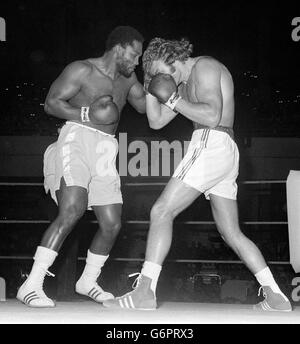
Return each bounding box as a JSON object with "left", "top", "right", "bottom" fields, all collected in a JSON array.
[
  {"left": 44, "top": 62, "right": 91, "bottom": 120},
  {"left": 146, "top": 93, "right": 178, "bottom": 129}
]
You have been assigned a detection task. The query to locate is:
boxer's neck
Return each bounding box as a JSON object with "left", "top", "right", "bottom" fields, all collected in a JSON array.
[{"left": 94, "top": 51, "right": 119, "bottom": 80}]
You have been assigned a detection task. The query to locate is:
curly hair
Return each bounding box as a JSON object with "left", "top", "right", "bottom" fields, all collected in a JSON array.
[
  {"left": 105, "top": 26, "right": 144, "bottom": 51},
  {"left": 142, "top": 37, "right": 193, "bottom": 88}
]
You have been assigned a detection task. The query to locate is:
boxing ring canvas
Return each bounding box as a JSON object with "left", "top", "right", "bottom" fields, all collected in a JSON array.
[{"left": 0, "top": 300, "right": 299, "bottom": 324}]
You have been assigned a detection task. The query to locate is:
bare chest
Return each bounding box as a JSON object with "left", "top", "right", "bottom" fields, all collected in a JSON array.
[{"left": 71, "top": 71, "right": 132, "bottom": 111}]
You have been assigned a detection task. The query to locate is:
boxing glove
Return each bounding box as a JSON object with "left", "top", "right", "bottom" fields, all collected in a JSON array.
[
  {"left": 81, "top": 95, "right": 119, "bottom": 125},
  {"left": 148, "top": 73, "right": 182, "bottom": 110}
]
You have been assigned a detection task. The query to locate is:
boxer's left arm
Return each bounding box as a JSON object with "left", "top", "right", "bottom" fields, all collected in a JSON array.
[
  {"left": 127, "top": 74, "right": 146, "bottom": 114},
  {"left": 174, "top": 60, "right": 223, "bottom": 127},
  {"left": 146, "top": 93, "right": 178, "bottom": 129}
]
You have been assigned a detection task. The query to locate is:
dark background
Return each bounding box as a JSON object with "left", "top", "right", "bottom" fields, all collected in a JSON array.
[
  {"left": 0, "top": 0, "right": 300, "bottom": 137},
  {"left": 0, "top": 1, "right": 299, "bottom": 304}
]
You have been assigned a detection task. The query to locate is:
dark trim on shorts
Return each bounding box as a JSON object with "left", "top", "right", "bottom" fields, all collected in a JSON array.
[
  {"left": 194, "top": 124, "right": 234, "bottom": 140},
  {"left": 175, "top": 129, "right": 210, "bottom": 181}
]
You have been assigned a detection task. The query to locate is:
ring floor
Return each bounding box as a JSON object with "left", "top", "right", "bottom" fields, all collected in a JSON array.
[{"left": 1, "top": 300, "right": 299, "bottom": 324}]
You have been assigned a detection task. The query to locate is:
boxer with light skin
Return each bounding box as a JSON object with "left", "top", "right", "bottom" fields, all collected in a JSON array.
[
  {"left": 17, "top": 26, "right": 146, "bottom": 307},
  {"left": 103, "top": 37, "right": 292, "bottom": 312}
]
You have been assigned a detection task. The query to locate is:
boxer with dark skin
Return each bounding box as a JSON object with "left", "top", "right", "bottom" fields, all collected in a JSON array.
[
  {"left": 41, "top": 30, "right": 145, "bottom": 253},
  {"left": 17, "top": 26, "right": 146, "bottom": 307}
]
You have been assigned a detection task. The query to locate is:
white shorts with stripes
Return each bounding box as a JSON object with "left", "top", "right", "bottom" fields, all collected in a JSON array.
[
  {"left": 43, "top": 121, "right": 123, "bottom": 209},
  {"left": 173, "top": 128, "right": 239, "bottom": 200}
]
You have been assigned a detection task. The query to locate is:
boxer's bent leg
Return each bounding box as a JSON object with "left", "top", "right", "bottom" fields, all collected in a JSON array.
[
  {"left": 90, "top": 203, "right": 122, "bottom": 254},
  {"left": 103, "top": 178, "right": 201, "bottom": 310},
  {"left": 75, "top": 129, "right": 122, "bottom": 302},
  {"left": 209, "top": 194, "right": 267, "bottom": 273},
  {"left": 17, "top": 178, "right": 88, "bottom": 307},
  {"left": 146, "top": 177, "right": 201, "bottom": 265},
  {"left": 41, "top": 178, "right": 88, "bottom": 251},
  {"left": 75, "top": 204, "right": 122, "bottom": 302},
  {"left": 210, "top": 193, "right": 292, "bottom": 311}
]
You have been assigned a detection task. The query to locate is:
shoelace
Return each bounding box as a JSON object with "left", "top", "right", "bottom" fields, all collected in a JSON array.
[
  {"left": 46, "top": 270, "right": 55, "bottom": 277},
  {"left": 116, "top": 273, "right": 141, "bottom": 299},
  {"left": 129, "top": 273, "right": 142, "bottom": 289},
  {"left": 257, "top": 286, "right": 267, "bottom": 298}
]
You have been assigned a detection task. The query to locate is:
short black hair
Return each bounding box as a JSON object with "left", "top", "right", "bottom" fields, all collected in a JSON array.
[{"left": 105, "top": 26, "right": 144, "bottom": 51}]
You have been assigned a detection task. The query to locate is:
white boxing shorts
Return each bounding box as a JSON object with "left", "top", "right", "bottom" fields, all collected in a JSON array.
[
  {"left": 43, "top": 121, "right": 123, "bottom": 209},
  {"left": 173, "top": 127, "right": 239, "bottom": 200}
]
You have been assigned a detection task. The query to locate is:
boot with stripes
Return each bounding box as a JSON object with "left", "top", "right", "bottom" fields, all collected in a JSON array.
[
  {"left": 75, "top": 250, "right": 114, "bottom": 303},
  {"left": 16, "top": 246, "right": 57, "bottom": 307},
  {"left": 75, "top": 277, "right": 114, "bottom": 303},
  {"left": 103, "top": 274, "right": 157, "bottom": 310},
  {"left": 253, "top": 286, "right": 292, "bottom": 312}
]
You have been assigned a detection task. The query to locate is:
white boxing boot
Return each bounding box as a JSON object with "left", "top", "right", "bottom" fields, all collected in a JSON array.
[
  {"left": 103, "top": 261, "right": 161, "bottom": 310},
  {"left": 75, "top": 250, "right": 114, "bottom": 303},
  {"left": 17, "top": 246, "right": 57, "bottom": 307}
]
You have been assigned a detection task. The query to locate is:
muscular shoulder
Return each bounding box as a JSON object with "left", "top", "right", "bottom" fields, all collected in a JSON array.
[
  {"left": 61, "top": 60, "right": 92, "bottom": 80},
  {"left": 191, "top": 56, "right": 233, "bottom": 85},
  {"left": 192, "top": 56, "right": 222, "bottom": 77}
]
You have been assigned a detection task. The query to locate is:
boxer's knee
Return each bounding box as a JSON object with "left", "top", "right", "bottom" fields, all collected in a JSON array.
[
  {"left": 98, "top": 217, "right": 122, "bottom": 240},
  {"left": 41, "top": 197, "right": 86, "bottom": 250},
  {"left": 150, "top": 200, "right": 177, "bottom": 222},
  {"left": 57, "top": 202, "right": 85, "bottom": 231},
  {"left": 221, "top": 230, "right": 244, "bottom": 250}
]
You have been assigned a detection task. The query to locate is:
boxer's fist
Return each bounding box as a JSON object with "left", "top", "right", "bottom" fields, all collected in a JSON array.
[
  {"left": 89, "top": 95, "right": 119, "bottom": 125},
  {"left": 148, "top": 73, "right": 181, "bottom": 110}
]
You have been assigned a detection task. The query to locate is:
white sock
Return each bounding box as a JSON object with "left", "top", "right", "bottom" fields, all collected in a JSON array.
[
  {"left": 141, "top": 261, "right": 162, "bottom": 295},
  {"left": 27, "top": 246, "right": 58, "bottom": 286},
  {"left": 79, "top": 250, "right": 109, "bottom": 284},
  {"left": 255, "top": 267, "right": 288, "bottom": 301}
]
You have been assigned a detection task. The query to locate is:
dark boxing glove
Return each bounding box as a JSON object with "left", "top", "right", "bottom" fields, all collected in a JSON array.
[
  {"left": 148, "top": 73, "right": 182, "bottom": 110},
  {"left": 81, "top": 95, "right": 119, "bottom": 125}
]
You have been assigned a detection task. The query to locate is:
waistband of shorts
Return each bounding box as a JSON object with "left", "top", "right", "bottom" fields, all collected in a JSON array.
[
  {"left": 65, "top": 121, "right": 115, "bottom": 137},
  {"left": 194, "top": 125, "right": 234, "bottom": 140}
]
